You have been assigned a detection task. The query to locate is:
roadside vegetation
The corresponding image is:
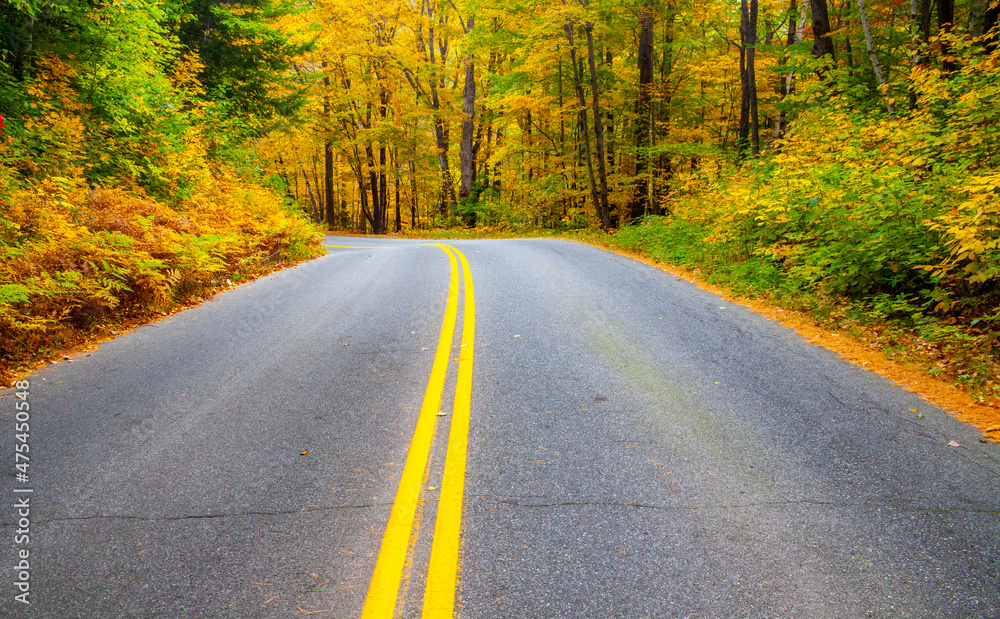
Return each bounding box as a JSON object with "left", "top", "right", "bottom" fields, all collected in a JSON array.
[
  {"left": 0, "top": 0, "right": 325, "bottom": 383},
  {"left": 3, "top": 0, "right": 1000, "bottom": 432}
]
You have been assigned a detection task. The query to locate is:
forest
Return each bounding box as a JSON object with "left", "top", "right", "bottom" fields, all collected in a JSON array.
[{"left": 2, "top": 0, "right": 1000, "bottom": 404}]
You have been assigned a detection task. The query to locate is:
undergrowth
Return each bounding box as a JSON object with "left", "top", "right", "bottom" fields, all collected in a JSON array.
[{"left": 0, "top": 173, "right": 324, "bottom": 384}]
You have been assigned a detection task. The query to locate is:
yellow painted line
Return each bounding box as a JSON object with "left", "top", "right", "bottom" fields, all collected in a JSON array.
[
  {"left": 422, "top": 245, "right": 476, "bottom": 618},
  {"left": 325, "top": 245, "right": 392, "bottom": 249},
  {"left": 360, "top": 248, "right": 460, "bottom": 619}
]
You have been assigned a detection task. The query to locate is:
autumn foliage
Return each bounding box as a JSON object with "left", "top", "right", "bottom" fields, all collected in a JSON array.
[{"left": 0, "top": 6, "right": 323, "bottom": 382}]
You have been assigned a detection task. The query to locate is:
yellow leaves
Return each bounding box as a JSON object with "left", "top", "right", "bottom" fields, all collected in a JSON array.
[{"left": 0, "top": 170, "right": 322, "bottom": 379}]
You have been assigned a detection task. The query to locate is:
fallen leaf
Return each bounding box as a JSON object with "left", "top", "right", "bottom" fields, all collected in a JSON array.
[
  {"left": 948, "top": 441, "right": 961, "bottom": 447},
  {"left": 300, "top": 450, "right": 308, "bottom": 455}
]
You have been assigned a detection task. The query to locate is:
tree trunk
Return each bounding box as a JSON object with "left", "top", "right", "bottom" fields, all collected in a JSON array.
[
  {"left": 653, "top": 9, "right": 674, "bottom": 214},
  {"left": 984, "top": 1, "right": 1000, "bottom": 52},
  {"left": 605, "top": 48, "right": 616, "bottom": 183},
  {"left": 409, "top": 159, "right": 419, "bottom": 229},
  {"left": 433, "top": 118, "right": 457, "bottom": 217},
  {"left": 379, "top": 146, "right": 388, "bottom": 232},
  {"left": 299, "top": 158, "right": 318, "bottom": 219},
  {"left": 459, "top": 54, "right": 476, "bottom": 200},
  {"left": 356, "top": 170, "right": 375, "bottom": 232},
  {"left": 938, "top": 0, "right": 958, "bottom": 73},
  {"left": 324, "top": 143, "right": 335, "bottom": 228},
  {"left": 323, "top": 67, "right": 335, "bottom": 230},
  {"left": 365, "top": 143, "right": 384, "bottom": 234},
  {"left": 919, "top": 0, "right": 932, "bottom": 49},
  {"left": 629, "top": 0, "right": 655, "bottom": 222},
  {"left": 311, "top": 154, "right": 323, "bottom": 222},
  {"left": 585, "top": 23, "right": 611, "bottom": 227},
  {"left": 858, "top": 0, "right": 898, "bottom": 119},
  {"left": 564, "top": 18, "right": 605, "bottom": 229},
  {"left": 773, "top": 0, "right": 799, "bottom": 141},
  {"left": 748, "top": 0, "right": 759, "bottom": 156},
  {"left": 738, "top": 0, "right": 752, "bottom": 159},
  {"left": 394, "top": 151, "right": 401, "bottom": 233},
  {"left": 811, "top": 0, "right": 836, "bottom": 60}
]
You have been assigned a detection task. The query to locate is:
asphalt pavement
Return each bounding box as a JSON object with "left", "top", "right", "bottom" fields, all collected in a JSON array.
[{"left": 1, "top": 236, "right": 998, "bottom": 617}]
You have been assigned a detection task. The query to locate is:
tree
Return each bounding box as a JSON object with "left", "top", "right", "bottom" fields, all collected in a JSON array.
[
  {"left": 857, "top": 0, "right": 897, "bottom": 119},
  {"left": 737, "top": 0, "right": 759, "bottom": 159},
  {"left": 176, "top": 0, "right": 309, "bottom": 133},
  {"left": 629, "top": 0, "right": 655, "bottom": 221},
  {"left": 811, "top": 0, "right": 835, "bottom": 60}
]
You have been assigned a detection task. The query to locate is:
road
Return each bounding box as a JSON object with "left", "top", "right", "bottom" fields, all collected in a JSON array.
[{"left": 1, "top": 236, "right": 998, "bottom": 617}]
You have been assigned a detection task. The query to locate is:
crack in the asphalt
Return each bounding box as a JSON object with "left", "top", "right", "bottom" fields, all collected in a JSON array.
[
  {"left": 826, "top": 388, "right": 850, "bottom": 408},
  {"left": 0, "top": 502, "right": 393, "bottom": 526},
  {"left": 493, "top": 497, "right": 1000, "bottom": 515}
]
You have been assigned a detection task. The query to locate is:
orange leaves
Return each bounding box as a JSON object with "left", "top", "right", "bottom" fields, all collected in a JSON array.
[{"left": 0, "top": 171, "right": 323, "bottom": 382}]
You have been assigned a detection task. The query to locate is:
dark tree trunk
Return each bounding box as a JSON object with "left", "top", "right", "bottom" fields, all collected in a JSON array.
[
  {"left": 564, "top": 19, "right": 605, "bottom": 229},
  {"left": 811, "top": 0, "right": 836, "bottom": 61},
  {"left": 356, "top": 169, "right": 375, "bottom": 233},
  {"left": 938, "top": 0, "right": 958, "bottom": 73},
  {"left": 459, "top": 57, "right": 476, "bottom": 200},
  {"left": 985, "top": 2, "right": 1000, "bottom": 52},
  {"left": 394, "top": 151, "right": 401, "bottom": 233},
  {"left": 379, "top": 146, "right": 388, "bottom": 232},
  {"left": 378, "top": 83, "right": 389, "bottom": 233},
  {"left": 585, "top": 22, "right": 612, "bottom": 227},
  {"left": 365, "top": 143, "right": 384, "bottom": 234},
  {"left": 324, "top": 143, "right": 335, "bottom": 228},
  {"left": 311, "top": 154, "right": 322, "bottom": 222},
  {"left": 749, "top": 0, "right": 759, "bottom": 156},
  {"left": 738, "top": 0, "right": 759, "bottom": 159},
  {"left": 493, "top": 127, "right": 503, "bottom": 192},
  {"left": 323, "top": 68, "right": 335, "bottom": 230},
  {"left": 434, "top": 118, "right": 456, "bottom": 216},
  {"left": 653, "top": 9, "right": 674, "bottom": 215},
  {"left": 605, "top": 48, "right": 616, "bottom": 182},
  {"left": 409, "top": 159, "right": 419, "bottom": 229},
  {"left": 557, "top": 51, "right": 571, "bottom": 214},
  {"left": 920, "top": 0, "right": 933, "bottom": 54},
  {"left": 773, "top": 0, "right": 798, "bottom": 141},
  {"left": 525, "top": 107, "right": 533, "bottom": 182},
  {"left": 629, "top": 0, "right": 655, "bottom": 222}
]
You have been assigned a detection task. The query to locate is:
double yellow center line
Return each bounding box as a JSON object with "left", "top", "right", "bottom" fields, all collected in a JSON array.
[{"left": 361, "top": 244, "right": 475, "bottom": 618}]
